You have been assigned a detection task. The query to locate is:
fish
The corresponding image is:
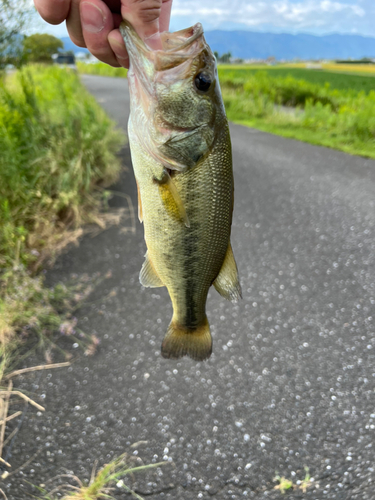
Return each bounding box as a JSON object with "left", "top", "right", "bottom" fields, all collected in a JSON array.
[{"left": 120, "top": 21, "right": 241, "bottom": 361}]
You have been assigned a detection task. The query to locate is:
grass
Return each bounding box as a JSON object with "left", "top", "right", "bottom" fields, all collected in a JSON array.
[
  {"left": 274, "top": 467, "right": 314, "bottom": 494},
  {"left": 0, "top": 64, "right": 124, "bottom": 378},
  {"left": 0, "top": 268, "right": 110, "bottom": 380},
  {"left": 218, "top": 66, "right": 375, "bottom": 93},
  {"left": 77, "top": 61, "right": 128, "bottom": 78},
  {"left": 0, "top": 65, "right": 123, "bottom": 271},
  {"left": 220, "top": 70, "right": 375, "bottom": 158},
  {"left": 273, "top": 475, "right": 294, "bottom": 494},
  {"left": 37, "top": 453, "right": 167, "bottom": 500}
]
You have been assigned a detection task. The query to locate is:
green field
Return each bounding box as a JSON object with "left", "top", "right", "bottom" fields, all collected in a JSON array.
[
  {"left": 218, "top": 67, "right": 375, "bottom": 93},
  {"left": 77, "top": 61, "right": 128, "bottom": 77},
  {"left": 77, "top": 61, "right": 375, "bottom": 159},
  {"left": 77, "top": 61, "right": 375, "bottom": 93},
  {"left": 217, "top": 68, "right": 375, "bottom": 159}
]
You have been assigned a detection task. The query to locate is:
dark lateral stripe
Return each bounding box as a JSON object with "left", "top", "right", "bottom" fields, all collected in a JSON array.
[
  {"left": 184, "top": 278, "right": 198, "bottom": 328},
  {"left": 182, "top": 216, "right": 199, "bottom": 327}
]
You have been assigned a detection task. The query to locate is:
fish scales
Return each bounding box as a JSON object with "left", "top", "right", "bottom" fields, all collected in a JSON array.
[
  {"left": 121, "top": 21, "right": 241, "bottom": 361},
  {"left": 132, "top": 124, "right": 233, "bottom": 323}
]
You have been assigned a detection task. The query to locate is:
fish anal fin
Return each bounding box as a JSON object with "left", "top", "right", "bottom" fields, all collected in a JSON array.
[
  {"left": 136, "top": 179, "right": 143, "bottom": 223},
  {"left": 140, "top": 252, "right": 164, "bottom": 288},
  {"left": 161, "top": 316, "right": 212, "bottom": 361},
  {"left": 155, "top": 169, "right": 190, "bottom": 228},
  {"left": 213, "top": 243, "right": 242, "bottom": 302}
]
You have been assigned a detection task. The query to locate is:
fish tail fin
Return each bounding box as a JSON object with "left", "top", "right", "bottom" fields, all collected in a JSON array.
[{"left": 161, "top": 316, "right": 212, "bottom": 361}]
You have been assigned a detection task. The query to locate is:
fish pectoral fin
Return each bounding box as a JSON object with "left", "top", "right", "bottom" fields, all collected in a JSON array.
[
  {"left": 213, "top": 243, "right": 242, "bottom": 302},
  {"left": 154, "top": 168, "right": 190, "bottom": 228},
  {"left": 136, "top": 179, "right": 143, "bottom": 223},
  {"left": 140, "top": 252, "right": 164, "bottom": 288}
]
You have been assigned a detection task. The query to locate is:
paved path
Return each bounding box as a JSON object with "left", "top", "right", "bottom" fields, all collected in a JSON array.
[{"left": 6, "top": 75, "right": 375, "bottom": 499}]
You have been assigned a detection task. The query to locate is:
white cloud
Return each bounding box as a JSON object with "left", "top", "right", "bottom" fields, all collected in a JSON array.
[
  {"left": 171, "top": 0, "right": 374, "bottom": 36},
  {"left": 27, "top": 0, "right": 374, "bottom": 38}
]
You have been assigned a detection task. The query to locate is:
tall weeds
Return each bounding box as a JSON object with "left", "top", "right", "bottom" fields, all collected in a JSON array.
[
  {"left": 0, "top": 65, "right": 123, "bottom": 373},
  {"left": 219, "top": 71, "right": 375, "bottom": 157},
  {"left": 0, "top": 65, "right": 123, "bottom": 270}
]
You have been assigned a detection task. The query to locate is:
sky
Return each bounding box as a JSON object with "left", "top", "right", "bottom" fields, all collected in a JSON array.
[{"left": 32, "top": 0, "right": 375, "bottom": 39}]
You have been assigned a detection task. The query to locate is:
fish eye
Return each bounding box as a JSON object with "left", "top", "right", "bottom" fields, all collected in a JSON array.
[{"left": 194, "top": 72, "right": 212, "bottom": 92}]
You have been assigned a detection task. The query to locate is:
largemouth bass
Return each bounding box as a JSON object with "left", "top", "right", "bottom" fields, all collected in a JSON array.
[{"left": 120, "top": 21, "right": 241, "bottom": 361}]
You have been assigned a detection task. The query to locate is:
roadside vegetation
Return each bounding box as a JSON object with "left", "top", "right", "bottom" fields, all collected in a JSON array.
[
  {"left": 77, "top": 61, "right": 128, "bottom": 78},
  {"left": 37, "top": 453, "right": 167, "bottom": 500},
  {"left": 219, "top": 65, "right": 375, "bottom": 93},
  {"left": 219, "top": 68, "right": 375, "bottom": 158},
  {"left": 0, "top": 65, "right": 123, "bottom": 377}
]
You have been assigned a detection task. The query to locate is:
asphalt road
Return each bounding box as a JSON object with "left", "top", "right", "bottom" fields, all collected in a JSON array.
[{"left": 5, "top": 75, "right": 375, "bottom": 500}]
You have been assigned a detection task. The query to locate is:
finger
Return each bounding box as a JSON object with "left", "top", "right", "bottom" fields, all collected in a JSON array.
[
  {"left": 66, "top": 0, "right": 86, "bottom": 47},
  {"left": 121, "top": 0, "right": 163, "bottom": 49},
  {"left": 34, "top": 0, "right": 71, "bottom": 25},
  {"left": 159, "top": 0, "right": 172, "bottom": 32},
  {"left": 80, "top": 0, "right": 120, "bottom": 66},
  {"left": 108, "top": 29, "right": 130, "bottom": 68}
]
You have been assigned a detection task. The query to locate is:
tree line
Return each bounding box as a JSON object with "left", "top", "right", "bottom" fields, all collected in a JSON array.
[
  {"left": 214, "top": 51, "right": 232, "bottom": 63},
  {"left": 0, "top": 0, "right": 69, "bottom": 70}
]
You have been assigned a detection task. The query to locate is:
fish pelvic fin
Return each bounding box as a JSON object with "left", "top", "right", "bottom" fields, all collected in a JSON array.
[
  {"left": 161, "top": 316, "right": 212, "bottom": 361},
  {"left": 140, "top": 252, "right": 164, "bottom": 288},
  {"left": 213, "top": 242, "right": 242, "bottom": 302}
]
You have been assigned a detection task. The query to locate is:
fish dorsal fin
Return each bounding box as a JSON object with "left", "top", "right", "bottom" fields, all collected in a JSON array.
[
  {"left": 156, "top": 169, "right": 190, "bottom": 228},
  {"left": 140, "top": 252, "right": 164, "bottom": 288},
  {"left": 213, "top": 243, "right": 242, "bottom": 302}
]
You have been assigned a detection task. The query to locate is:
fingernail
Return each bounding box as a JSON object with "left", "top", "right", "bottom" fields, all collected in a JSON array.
[
  {"left": 117, "top": 56, "right": 129, "bottom": 68},
  {"left": 115, "top": 54, "right": 129, "bottom": 66},
  {"left": 108, "top": 36, "right": 129, "bottom": 64},
  {"left": 110, "top": 37, "right": 126, "bottom": 52},
  {"left": 81, "top": 2, "right": 105, "bottom": 33}
]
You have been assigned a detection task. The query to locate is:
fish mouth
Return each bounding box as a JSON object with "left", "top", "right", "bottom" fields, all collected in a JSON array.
[
  {"left": 120, "top": 21, "right": 205, "bottom": 72},
  {"left": 159, "top": 24, "right": 204, "bottom": 54}
]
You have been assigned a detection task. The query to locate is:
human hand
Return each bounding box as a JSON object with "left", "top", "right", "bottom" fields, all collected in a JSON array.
[{"left": 33, "top": 0, "right": 173, "bottom": 68}]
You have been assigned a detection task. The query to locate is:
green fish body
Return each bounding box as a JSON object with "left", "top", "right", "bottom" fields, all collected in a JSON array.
[{"left": 121, "top": 22, "right": 241, "bottom": 361}]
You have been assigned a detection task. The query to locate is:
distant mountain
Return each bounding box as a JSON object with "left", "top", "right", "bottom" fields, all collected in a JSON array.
[
  {"left": 204, "top": 31, "right": 375, "bottom": 61},
  {"left": 60, "top": 32, "right": 375, "bottom": 61}
]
